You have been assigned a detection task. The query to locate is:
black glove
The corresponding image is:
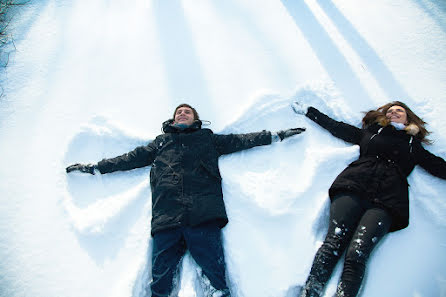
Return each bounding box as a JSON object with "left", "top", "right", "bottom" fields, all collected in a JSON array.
[
  {"left": 66, "top": 163, "right": 97, "bottom": 175},
  {"left": 277, "top": 128, "right": 306, "bottom": 141}
]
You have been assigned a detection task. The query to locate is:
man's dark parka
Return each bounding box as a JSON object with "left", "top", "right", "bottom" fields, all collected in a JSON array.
[
  {"left": 306, "top": 107, "right": 446, "bottom": 231},
  {"left": 96, "top": 120, "right": 272, "bottom": 235}
]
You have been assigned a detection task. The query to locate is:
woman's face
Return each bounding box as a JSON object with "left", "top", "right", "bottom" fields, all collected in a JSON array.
[{"left": 386, "top": 105, "right": 408, "bottom": 124}]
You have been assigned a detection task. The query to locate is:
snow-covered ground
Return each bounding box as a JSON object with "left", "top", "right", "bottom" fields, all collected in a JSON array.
[{"left": 1, "top": 1, "right": 446, "bottom": 296}]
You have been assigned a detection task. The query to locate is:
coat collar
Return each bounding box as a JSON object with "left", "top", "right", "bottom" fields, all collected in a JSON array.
[
  {"left": 162, "top": 119, "right": 203, "bottom": 133},
  {"left": 375, "top": 117, "right": 419, "bottom": 136}
]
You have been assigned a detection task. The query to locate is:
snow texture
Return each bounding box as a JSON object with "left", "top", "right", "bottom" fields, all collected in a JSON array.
[{"left": 1, "top": 1, "right": 446, "bottom": 297}]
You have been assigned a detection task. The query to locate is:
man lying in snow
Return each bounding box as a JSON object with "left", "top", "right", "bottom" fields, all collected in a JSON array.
[{"left": 66, "top": 103, "right": 305, "bottom": 297}]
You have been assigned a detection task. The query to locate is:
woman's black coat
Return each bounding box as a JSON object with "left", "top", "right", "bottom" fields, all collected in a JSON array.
[
  {"left": 306, "top": 107, "right": 446, "bottom": 231},
  {"left": 96, "top": 120, "right": 272, "bottom": 235}
]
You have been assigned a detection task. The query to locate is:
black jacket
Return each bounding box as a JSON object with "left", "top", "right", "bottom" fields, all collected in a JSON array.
[
  {"left": 306, "top": 107, "right": 446, "bottom": 231},
  {"left": 96, "top": 120, "right": 272, "bottom": 235}
]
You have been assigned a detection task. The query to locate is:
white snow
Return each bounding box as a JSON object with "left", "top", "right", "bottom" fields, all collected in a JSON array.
[{"left": 1, "top": 1, "right": 446, "bottom": 297}]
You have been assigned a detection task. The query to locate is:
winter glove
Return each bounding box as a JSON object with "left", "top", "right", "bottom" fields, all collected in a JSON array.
[
  {"left": 291, "top": 101, "right": 309, "bottom": 115},
  {"left": 276, "top": 128, "right": 306, "bottom": 141},
  {"left": 66, "top": 163, "right": 97, "bottom": 175}
]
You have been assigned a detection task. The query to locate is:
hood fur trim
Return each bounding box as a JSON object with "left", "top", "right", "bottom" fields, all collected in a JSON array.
[
  {"left": 405, "top": 123, "right": 420, "bottom": 136},
  {"left": 375, "top": 115, "right": 419, "bottom": 136}
]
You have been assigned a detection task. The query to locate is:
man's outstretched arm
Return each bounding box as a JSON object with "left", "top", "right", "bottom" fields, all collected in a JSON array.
[
  {"left": 214, "top": 127, "right": 305, "bottom": 156},
  {"left": 66, "top": 141, "right": 157, "bottom": 175}
]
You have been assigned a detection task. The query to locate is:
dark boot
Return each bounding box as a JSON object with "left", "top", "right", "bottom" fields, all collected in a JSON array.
[
  {"left": 298, "top": 276, "right": 324, "bottom": 297},
  {"left": 210, "top": 287, "right": 230, "bottom": 297}
]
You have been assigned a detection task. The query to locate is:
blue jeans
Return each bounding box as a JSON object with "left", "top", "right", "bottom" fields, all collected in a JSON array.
[{"left": 150, "top": 222, "right": 230, "bottom": 297}]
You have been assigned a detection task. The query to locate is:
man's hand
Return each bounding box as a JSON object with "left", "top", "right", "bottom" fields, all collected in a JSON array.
[
  {"left": 277, "top": 128, "right": 306, "bottom": 141},
  {"left": 291, "top": 101, "right": 309, "bottom": 115},
  {"left": 66, "top": 163, "right": 97, "bottom": 175}
]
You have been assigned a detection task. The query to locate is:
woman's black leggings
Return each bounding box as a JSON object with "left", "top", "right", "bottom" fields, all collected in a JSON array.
[{"left": 301, "top": 194, "right": 392, "bottom": 297}]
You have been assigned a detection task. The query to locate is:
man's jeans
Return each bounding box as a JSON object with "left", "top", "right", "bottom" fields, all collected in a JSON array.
[{"left": 150, "top": 223, "right": 230, "bottom": 297}]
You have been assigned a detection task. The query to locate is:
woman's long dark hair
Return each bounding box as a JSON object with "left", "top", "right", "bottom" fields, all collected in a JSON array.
[{"left": 362, "top": 101, "right": 431, "bottom": 143}]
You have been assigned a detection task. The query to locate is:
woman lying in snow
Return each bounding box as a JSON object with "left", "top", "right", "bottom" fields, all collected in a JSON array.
[{"left": 292, "top": 101, "right": 446, "bottom": 297}]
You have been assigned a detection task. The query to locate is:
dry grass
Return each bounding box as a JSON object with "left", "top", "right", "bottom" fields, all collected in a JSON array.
[
  {"left": 0, "top": 1, "right": 27, "bottom": 67},
  {"left": 0, "top": 1, "right": 27, "bottom": 96}
]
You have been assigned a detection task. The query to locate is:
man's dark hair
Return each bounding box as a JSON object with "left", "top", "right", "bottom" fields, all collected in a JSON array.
[{"left": 173, "top": 103, "right": 200, "bottom": 121}]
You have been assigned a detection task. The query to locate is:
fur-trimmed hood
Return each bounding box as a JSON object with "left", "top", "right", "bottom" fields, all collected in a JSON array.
[{"left": 375, "top": 116, "right": 420, "bottom": 136}]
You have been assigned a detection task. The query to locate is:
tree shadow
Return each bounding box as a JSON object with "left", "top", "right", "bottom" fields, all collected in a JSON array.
[
  {"left": 412, "top": 0, "right": 446, "bottom": 35},
  {"left": 0, "top": 0, "right": 75, "bottom": 128},
  {"left": 5, "top": 0, "right": 52, "bottom": 45},
  {"left": 315, "top": 0, "right": 411, "bottom": 101},
  {"left": 280, "top": 0, "right": 372, "bottom": 110},
  {"left": 211, "top": 0, "right": 296, "bottom": 86},
  {"left": 152, "top": 0, "right": 215, "bottom": 114},
  {"left": 0, "top": 0, "right": 52, "bottom": 97}
]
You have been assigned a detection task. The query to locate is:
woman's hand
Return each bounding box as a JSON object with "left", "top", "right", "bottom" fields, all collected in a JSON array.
[{"left": 291, "top": 101, "right": 309, "bottom": 115}]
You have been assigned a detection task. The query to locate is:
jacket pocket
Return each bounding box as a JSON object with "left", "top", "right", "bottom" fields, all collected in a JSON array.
[
  {"left": 200, "top": 161, "right": 222, "bottom": 181},
  {"left": 151, "top": 162, "right": 173, "bottom": 186}
]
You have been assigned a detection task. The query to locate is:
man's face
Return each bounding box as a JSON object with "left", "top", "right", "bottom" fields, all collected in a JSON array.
[{"left": 174, "top": 107, "right": 195, "bottom": 126}]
